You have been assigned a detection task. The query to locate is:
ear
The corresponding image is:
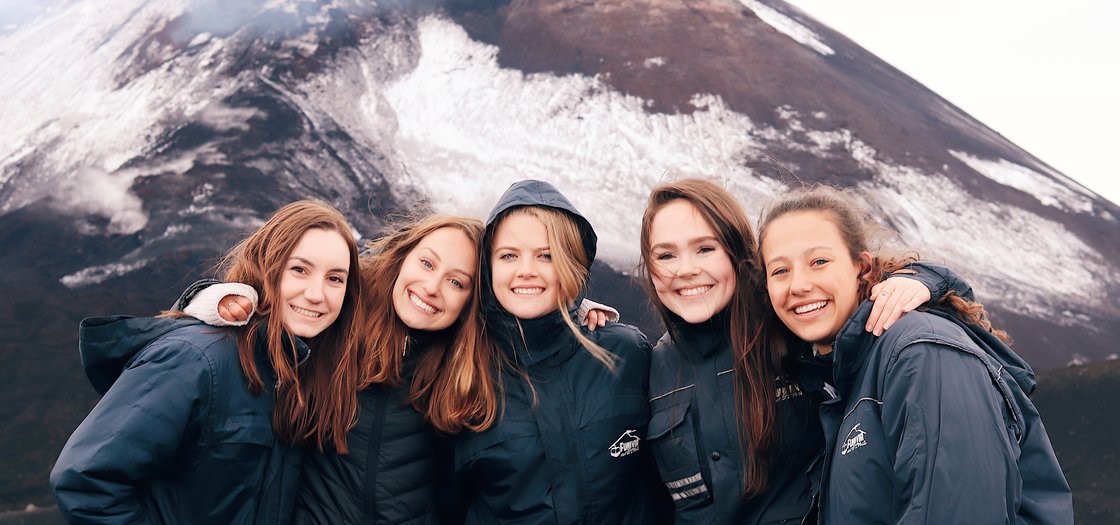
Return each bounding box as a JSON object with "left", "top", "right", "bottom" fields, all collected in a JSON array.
[{"left": 857, "top": 251, "right": 874, "bottom": 279}]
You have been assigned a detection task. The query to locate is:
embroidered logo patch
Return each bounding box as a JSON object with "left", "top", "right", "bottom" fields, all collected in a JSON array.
[
  {"left": 840, "top": 423, "right": 867, "bottom": 455},
  {"left": 609, "top": 429, "right": 640, "bottom": 458}
]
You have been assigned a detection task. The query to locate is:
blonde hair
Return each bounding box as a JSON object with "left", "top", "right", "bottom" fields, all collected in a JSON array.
[{"left": 493, "top": 206, "right": 617, "bottom": 371}]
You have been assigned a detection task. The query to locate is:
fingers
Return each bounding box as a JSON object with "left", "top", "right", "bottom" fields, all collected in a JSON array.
[
  {"left": 865, "top": 277, "right": 933, "bottom": 336},
  {"left": 218, "top": 295, "right": 253, "bottom": 322},
  {"left": 584, "top": 309, "right": 609, "bottom": 331}
]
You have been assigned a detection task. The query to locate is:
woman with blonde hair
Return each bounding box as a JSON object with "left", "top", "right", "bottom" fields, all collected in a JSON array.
[
  {"left": 447, "top": 180, "right": 666, "bottom": 523},
  {"left": 51, "top": 200, "right": 364, "bottom": 524}
]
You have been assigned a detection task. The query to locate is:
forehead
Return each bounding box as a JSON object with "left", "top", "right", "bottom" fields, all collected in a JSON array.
[
  {"left": 291, "top": 228, "right": 351, "bottom": 267},
  {"left": 415, "top": 226, "right": 478, "bottom": 270},
  {"left": 761, "top": 210, "right": 846, "bottom": 256},
  {"left": 649, "top": 200, "right": 716, "bottom": 242},
  {"left": 493, "top": 212, "right": 548, "bottom": 244}
]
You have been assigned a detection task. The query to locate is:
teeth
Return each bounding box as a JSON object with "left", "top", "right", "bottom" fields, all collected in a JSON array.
[
  {"left": 794, "top": 301, "right": 827, "bottom": 315},
  {"left": 513, "top": 288, "right": 544, "bottom": 295},
  {"left": 409, "top": 292, "right": 439, "bottom": 314},
  {"left": 678, "top": 286, "right": 711, "bottom": 297},
  {"left": 291, "top": 305, "right": 322, "bottom": 318}
]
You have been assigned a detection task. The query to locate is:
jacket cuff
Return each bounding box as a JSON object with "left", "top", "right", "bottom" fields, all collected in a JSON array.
[{"left": 575, "top": 298, "right": 620, "bottom": 325}]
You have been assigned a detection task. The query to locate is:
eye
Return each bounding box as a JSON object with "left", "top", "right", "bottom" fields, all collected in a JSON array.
[
  {"left": 811, "top": 258, "right": 829, "bottom": 267},
  {"left": 539, "top": 252, "right": 552, "bottom": 262},
  {"left": 498, "top": 252, "right": 516, "bottom": 261},
  {"left": 449, "top": 278, "right": 465, "bottom": 290},
  {"left": 654, "top": 252, "right": 675, "bottom": 261},
  {"left": 329, "top": 275, "right": 346, "bottom": 285},
  {"left": 768, "top": 267, "right": 789, "bottom": 278},
  {"left": 290, "top": 265, "right": 308, "bottom": 275},
  {"left": 420, "top": 257, "right": 434, "bottom": 270},
  {"left": 698, "top": 245, "right": 718, "bottom": 255}
]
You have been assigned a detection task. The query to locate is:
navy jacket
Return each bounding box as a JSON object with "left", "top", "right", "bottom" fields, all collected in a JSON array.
[
  {"left": 647, "top": 262, "right": 964, "bottom": 525},
  {"left": 50, "top": 316, "right": 304, "bottom": 525},
  {"left": 817, "top": 301, "right": 1074, "bottom": 524},
  {"left": 449, "top": 180, "right": 663, "bottom": 524}
]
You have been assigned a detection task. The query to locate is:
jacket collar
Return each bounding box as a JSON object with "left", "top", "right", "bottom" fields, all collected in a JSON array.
[
  {"left": 666, "top": 308, "right": 731, "bottom": 360},
  {"left": 831, "top": 300, "right": 878, "bottom": 399}
]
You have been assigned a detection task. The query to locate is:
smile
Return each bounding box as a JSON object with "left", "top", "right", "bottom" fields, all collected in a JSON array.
[
  {"left": 512, "top": 287, "right": 544, "bottom": 296},
  {"left": 409, "top": 292, "right": 440, "bottom": 314},
  {"left": 793, "top": 301, "right": 828, "bottom": 315},
  {"left": 677, "top": 285, "right": 711, "bottom": 297},
  {"left": 290, "top": 305, "right": 324, "bottom": 318}
]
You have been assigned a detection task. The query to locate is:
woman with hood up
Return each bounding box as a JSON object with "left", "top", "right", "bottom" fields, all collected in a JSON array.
[{"left": 446, "top": 179, "right": 667, "bottom": 524}]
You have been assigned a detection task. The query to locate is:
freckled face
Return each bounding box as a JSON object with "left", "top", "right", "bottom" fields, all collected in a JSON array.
[
  {"left": 762, "top": 211, "right": 868, "bottom": 350},
  {"left": 490, "top": 213, "right": 560, "bottom": 320},
  {"left": 391, "top": 227, "right": 477, "bottom": 331},
  {"left": 278, "top": 228, "right": 350, "bottom": 338},
  {"left": 647, "top": 200, "right": 736, "bottom": 324}
]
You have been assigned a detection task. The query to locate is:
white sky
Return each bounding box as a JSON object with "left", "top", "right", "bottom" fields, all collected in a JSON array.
[{"left": 784, "top": 0, "right": 1120, "bottom": 206}]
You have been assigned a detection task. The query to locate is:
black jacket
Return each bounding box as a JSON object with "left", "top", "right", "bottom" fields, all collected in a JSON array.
[
  {"left": 293, "top": 338, "right": 444, "bottom": 524},
  {"left": 816, "top": 302, "right": 1073, "bottom": 524},
  {"left": 51, "top": 317, "right": 304, "bottom": 525},
  {"left": 448, "top": 180, "right": 663, "bottom": 524}
]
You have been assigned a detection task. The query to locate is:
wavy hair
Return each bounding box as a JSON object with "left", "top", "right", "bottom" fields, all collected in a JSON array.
[
  {"left": 359, "top": 214, "right": 498, "bottom": 433},
  {"left": 219, "top": 199, "right": 364, "bottom": 453},
  {"left": 637, "top": 178, "right": 785, "bottom": 496}
]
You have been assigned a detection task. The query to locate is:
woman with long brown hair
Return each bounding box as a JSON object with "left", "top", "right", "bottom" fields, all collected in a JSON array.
[
  {"left": 758, "top": 185, "right": 1072, "bottom": 523},
  {"left": 637, "top": 179, "right": 961, "bottom": 523},
  {"left": 51, "top": 200, "right": 364, "bottom": 524}
]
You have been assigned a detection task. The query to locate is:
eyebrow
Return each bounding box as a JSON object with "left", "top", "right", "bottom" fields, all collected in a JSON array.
[
  {"left": 421, "top": 247, "right": 473, "bottom": 281},
  {"left": 763, "top": 245, "right": 833, "bottom": 267},
  {"left": 290, "top": 255, "right": 349, "bottom": 275},
  {"left": 651, "top": 235, "right": 721, "bottom": 252}
]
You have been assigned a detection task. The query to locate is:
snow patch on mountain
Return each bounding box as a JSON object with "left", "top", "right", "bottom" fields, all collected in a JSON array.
[
  {"left": 60, "top": 258, "right": 153, "bottom": 288},
  {"left": 738, "top": 0, "right": 834, "bottom": 56},
  {"left": 950, "top": 150, "right": 1095, "bottom": 213},
  {"left": 378, "top": 15, "right": 785, "bottom": 266}
]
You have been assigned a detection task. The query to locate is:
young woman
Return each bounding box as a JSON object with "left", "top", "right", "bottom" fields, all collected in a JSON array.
[
  {"left": 181, "top": 212, "right": 616, "bottom": 523},
  {"left": 447, "top": 179, "right": 665, "bottom": 524},
  {"left": 50, "top": 200, "right": 364, "bottom": 524},
  {"left": 637, "top": 179, "right": 968, "bottom": 524},
  {"left": 757, "top": 185, "right": 1073, "bottom": 524}
]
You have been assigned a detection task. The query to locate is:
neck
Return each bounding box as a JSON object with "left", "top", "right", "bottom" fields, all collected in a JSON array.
[{"left": 813, "top": 342, "right": 833, "bottom": 356}]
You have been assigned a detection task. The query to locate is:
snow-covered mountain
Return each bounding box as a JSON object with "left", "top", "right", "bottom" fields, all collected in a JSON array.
[{"left": 2, "top": 0, "right": 1117, "bottom": 368}]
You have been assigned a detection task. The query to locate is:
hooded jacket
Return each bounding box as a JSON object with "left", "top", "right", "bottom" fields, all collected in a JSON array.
[
  {"left": 448, "top": 180, "right": 663, "bottom": 524},
  {"left": 50, "top": 316, "right": 304, "bottom": 525},
  {"left": 647, "top": 261, "right": 969, "bottom": 525},
  {"left": 816, "top": 301, "right": 1073, "bottom": 524}
]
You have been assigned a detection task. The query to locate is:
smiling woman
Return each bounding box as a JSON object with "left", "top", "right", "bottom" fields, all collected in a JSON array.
[{"left": 50, "top": 200, "right": 364, "bottom": 524}]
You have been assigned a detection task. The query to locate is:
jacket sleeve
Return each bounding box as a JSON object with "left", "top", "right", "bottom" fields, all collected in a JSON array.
[
  {"left": 880, "top": 340, "right": 1018, "bottom": 524},
  {"left": 897, "top": 260, "right": 975, "bottom": 302},
  {"left": 50, "top": 337, "right": 212, "bottom": 524}
]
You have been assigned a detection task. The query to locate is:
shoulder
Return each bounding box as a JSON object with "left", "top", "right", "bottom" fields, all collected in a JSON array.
[
  {"left": 132, "top": 324, "right": 239, "bottom": 372},
  {"left": 873, "top": 310, "right": 988, "bottom": 375},
  {"left": 586, "top": 322, "right": 651, "bottom": 353}
]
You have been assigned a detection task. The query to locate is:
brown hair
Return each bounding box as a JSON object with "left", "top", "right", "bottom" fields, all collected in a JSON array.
[
  {"left": 637, "top": 178, "right": 785, "bottom": 496},
  {"left": 490, "top": 206, "right": 618, "bottom": 371},
  {"left": 757, "top": 185, "right": 1010, "bottom": 342},
  {"left": 358, "top": 214, "right": 498, "bottom": 433},
  {"left": 219, "top": 199, "right": 364, "bottom": 452}
]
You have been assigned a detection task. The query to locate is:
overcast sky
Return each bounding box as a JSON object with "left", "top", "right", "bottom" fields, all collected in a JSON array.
[{"left": 785, "top": 0, "right": 1120, "bottom": 206}]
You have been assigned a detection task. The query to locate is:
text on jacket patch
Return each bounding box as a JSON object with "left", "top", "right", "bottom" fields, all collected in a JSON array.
[
  {"left": 841, "top": 423, "right": 867, "bottom": 455},
  {"left": 610, "top": 430, "right": 640, "bottom": 458}
]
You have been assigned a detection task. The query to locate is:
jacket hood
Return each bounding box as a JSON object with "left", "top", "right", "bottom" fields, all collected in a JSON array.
[
  {"left": 833, "top": 300, "right": 1037, "bottom": 395},
  {"left": 79, "top": 315, "right": 313, "bottom": 395},
  {"left": 79, "top": 316, "right": 208, "bottom": 395},
  {"left": 483, "top": 179, "right": 597, "bottom": 266}
]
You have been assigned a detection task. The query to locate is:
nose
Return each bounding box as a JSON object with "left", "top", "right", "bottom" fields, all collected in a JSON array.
[
  {"left": 788, "top": 266, "right": 812, "bottom": 295},
  {"left": 676, "top": 253, "right": 701, "bottom": 278},
  {"left": 516, "top": 257, "right": 538, "bottom": 278},
  {"left": 303, "top": 278, "right": 325, "bottom": 303},
  {"left": 420, "top": 273, "right": 441, "bottom": 296}
]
